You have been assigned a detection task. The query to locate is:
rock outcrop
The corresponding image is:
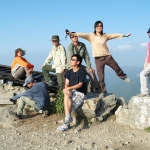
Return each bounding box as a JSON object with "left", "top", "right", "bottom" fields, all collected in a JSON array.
[
  {"left": 75, "top": 93, "right": 117, "bottom": 121},
  {"left": 116, "top": 95, "right": 150, "bottom": 129}
]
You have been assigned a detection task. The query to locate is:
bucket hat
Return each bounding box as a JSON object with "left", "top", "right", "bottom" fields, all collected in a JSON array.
[
  {"left": 50, "top": 35, "right": 60, "bottom": 41},
  {"left": 15, "top": 48, "right": 26, "bottom": 56}
]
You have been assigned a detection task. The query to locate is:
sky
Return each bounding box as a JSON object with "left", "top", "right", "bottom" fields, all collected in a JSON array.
[{"left": 0, "top": 0, "right": 149, "bottom": 71}]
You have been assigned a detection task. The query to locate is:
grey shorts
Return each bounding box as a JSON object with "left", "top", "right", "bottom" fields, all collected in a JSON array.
[{"left": 70, "top": 90, "right": 86, "bottom": 111}]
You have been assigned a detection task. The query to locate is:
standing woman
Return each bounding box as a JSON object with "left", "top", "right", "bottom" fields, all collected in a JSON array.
[
  {"left": 66, "top": 21, "right": 131, "bottom": 98},
  {"left": 139, "top": 28, "right": 150, "bottom": 96}
]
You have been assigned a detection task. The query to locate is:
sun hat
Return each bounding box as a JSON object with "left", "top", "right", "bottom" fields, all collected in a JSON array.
[
  {"left": 23, "top": 76, "right": 34, "bottom": 86},
  {"left": 15, "top": 48, "right": 26, "bottom": 56},
  {"left": 50, "top": 35, "right": 60, "bottom": 41}
]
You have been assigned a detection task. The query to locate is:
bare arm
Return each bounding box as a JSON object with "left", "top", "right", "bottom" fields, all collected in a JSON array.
[
  {"left": 64, "top": 78, "right": 83, "bottom": 92},
  {"left": 65, "top": 78, "right": 69, "bottom": 89},
  {"left": 107, "top": 34, "right": 131, "bottom": 40}
]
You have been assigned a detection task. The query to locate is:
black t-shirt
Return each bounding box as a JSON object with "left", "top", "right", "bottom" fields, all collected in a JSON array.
[{"left": 65, "top": 68, "right": 87, "bottom": 94}]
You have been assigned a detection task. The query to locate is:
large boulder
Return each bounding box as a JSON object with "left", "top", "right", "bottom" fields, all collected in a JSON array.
[
  {"left": 116, "top": 95, "right": 150, "bottom": 129},
  {"left": 75, "top": 93, "right": 117, "bottom": 121}
]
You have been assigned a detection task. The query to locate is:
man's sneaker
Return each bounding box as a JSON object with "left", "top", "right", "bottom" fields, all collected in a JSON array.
[
  {"left": 137, "top": 93, "right": 149, "bottom": 97},
  {"left": 10, "top": 99, "right": 16, "bottom": 104},
  {"left": 15, "top": 113, "right": 22, "bottom": 119},
  {"left": 57, "top": 124, "right": 70, "bottom": 131},
  {"left": 42, "top": 110, "right": 49, "bottom": 118},
  {"left": 64, "top": 115, "right": 73, "bottom": 124},
  {"left": 99, "top": 93, "right": 105, "bottom": 98},
  {"left": 45, "top": 81, "right": 53, "bottom": 86},
  {"left": 125, "top": 78, "right": 130, "bottom": 83}
]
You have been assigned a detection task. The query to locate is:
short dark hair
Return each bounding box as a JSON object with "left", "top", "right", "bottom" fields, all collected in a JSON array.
[
  {"left": 71, "top": 54, "right": 82, "bottom": 66},
  {"left": 70, "top": 32, "right": 76, "bottom": 38},
  {"left": 94, "top": 21, "right": 103, "bottom": 35}
]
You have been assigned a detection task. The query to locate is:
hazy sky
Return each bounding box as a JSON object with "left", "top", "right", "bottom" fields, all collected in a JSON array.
[{"left": 0, "top": 0, "right": 149, "bottom": 71}]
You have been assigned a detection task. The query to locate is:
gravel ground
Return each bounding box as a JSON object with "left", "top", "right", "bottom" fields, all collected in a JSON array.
[{"left": 0, "top": 111, "right": 150, "bottom": 150}]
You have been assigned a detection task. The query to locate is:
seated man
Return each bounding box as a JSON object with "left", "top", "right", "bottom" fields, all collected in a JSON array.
[
  {"left": 11, "top": 48, "right": 34, "bottom": 79},
  {"left": 57, "top": 54, "right": 87, "bottom": 131},
  {"left": 10, "top": 76, "right": 50, "bottom": 119},
  {"left": 42, "top": 35, "right": 66, "bottom": 89}
]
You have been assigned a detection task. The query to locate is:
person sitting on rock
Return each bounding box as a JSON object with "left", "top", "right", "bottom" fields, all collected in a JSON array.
[
  {"left": 11, "top": 48, "right": 34, "bottom": 79},
  {"left": 66, "top": 32, "right": 99, "bottom": 93},
  {"left": 139, "top": 28, "right": 150, "bottom": 97},
  {"left": 10, "top": 76, "right": 50, "bottom": 119},
  {"left": 42, "top": 35, "right": 66, "bottom": 89},
  {"left": 57, "top": 54, "right": 87, "bottom": 131}
]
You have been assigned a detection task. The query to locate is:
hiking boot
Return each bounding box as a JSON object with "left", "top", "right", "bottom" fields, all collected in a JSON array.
[
  {"left": 64, "top": 115, "right": 73, "bottom": 124},
  {"left": 57, "top": 124, "right": 70, "bottom": 131},
  {"left": 137, "top": 93, "right": 149, "bottom": 97},
  {"left": 125, "top": 78, "right": 130, "bottom": 83},
  {"left": 99, "top": 93, "right": 105, "bottom": 98},
  {"left": 15, "top": 113, "right": 22, "bottom": 119},
  {"left": 45, "top": 81, "right": 53, "bottom": 86},
  {"left": 42, "top": 110, "right": 49, "bottom": 118}
]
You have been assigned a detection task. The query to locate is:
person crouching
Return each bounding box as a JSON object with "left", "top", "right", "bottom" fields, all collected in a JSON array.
[{"left": 10, "top": 76, "right": 50, "bottom": 119}]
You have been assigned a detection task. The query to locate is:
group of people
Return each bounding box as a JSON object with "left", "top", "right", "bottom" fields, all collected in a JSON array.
[{"left": 10, "top": 20, "right": 150, "bottom": 131}]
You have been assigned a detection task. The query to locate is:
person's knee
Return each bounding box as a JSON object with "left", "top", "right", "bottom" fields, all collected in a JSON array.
[
  {"left": 17, "top": 96, "right": 25, "bottom": 105},
  {"left": 99, "top": 77, "right": 104, "bottom": 82},
  {"left": 64, "top": 93, "right": 71, "bottom": 101},
  {"left": 140, "top": 71, "right": 145, "bottom": 77}
]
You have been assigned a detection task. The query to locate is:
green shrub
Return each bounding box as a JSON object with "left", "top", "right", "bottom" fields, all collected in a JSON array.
[
  {"left": 53, "top": 89, "right": 64, "bottom": 114},
  {"left": 145, "top": 127, "right": 150, "bottom": 133}
]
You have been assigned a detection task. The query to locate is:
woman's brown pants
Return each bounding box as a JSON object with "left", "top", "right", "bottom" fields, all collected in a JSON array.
[{"left": 95, "top": 55, "right": 127, "bottom": 93}]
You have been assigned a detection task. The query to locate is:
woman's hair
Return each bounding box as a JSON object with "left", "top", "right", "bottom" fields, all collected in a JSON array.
[
  {"left": 71, "top": 54, "right": 82, "bottom": 66},
  {"left": 15, "top": 50, "right": 22, "bottom": 57},
  {"left": 94, "top": 21, "right": 103, "bottom": 35}
]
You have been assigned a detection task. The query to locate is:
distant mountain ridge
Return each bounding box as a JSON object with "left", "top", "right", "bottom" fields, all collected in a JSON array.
[{"left": 104, "top": 66, "right": 148, "bottom": 102}]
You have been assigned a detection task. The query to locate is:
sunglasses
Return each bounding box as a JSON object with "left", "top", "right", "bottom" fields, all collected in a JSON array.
[
  {"left": 71, "top": 36, "right": 78, "bottom": 39},
  {"left": 96, "top": 25, "right": 103, "bottom": 27},
  {"left": 71, "top": 58, "right": 77, "bottom": 61}
]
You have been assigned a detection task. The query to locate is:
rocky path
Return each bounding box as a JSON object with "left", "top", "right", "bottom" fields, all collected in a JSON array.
[{"left": 0, "top": 112, "right": 150, "bottom": 150}]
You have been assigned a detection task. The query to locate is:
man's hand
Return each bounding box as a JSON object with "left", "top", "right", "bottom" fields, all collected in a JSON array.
[
  {"left": 65, "top": 90, "right": 71, "bottom": 97},
  {"left": 42, "top": 65, "right": 45, "bottom": 69},
  {"left": 63, "top": 87, "right": 71, "bottom": 93},
  {"left": 89, "top": 68, "right": 95, "bottom": 73},
  {"left": 65, "top": 29, "right": 70, "bottom": 35},
  {"left": 10, "top": 98, "right": 16, "bottom": 104}
]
